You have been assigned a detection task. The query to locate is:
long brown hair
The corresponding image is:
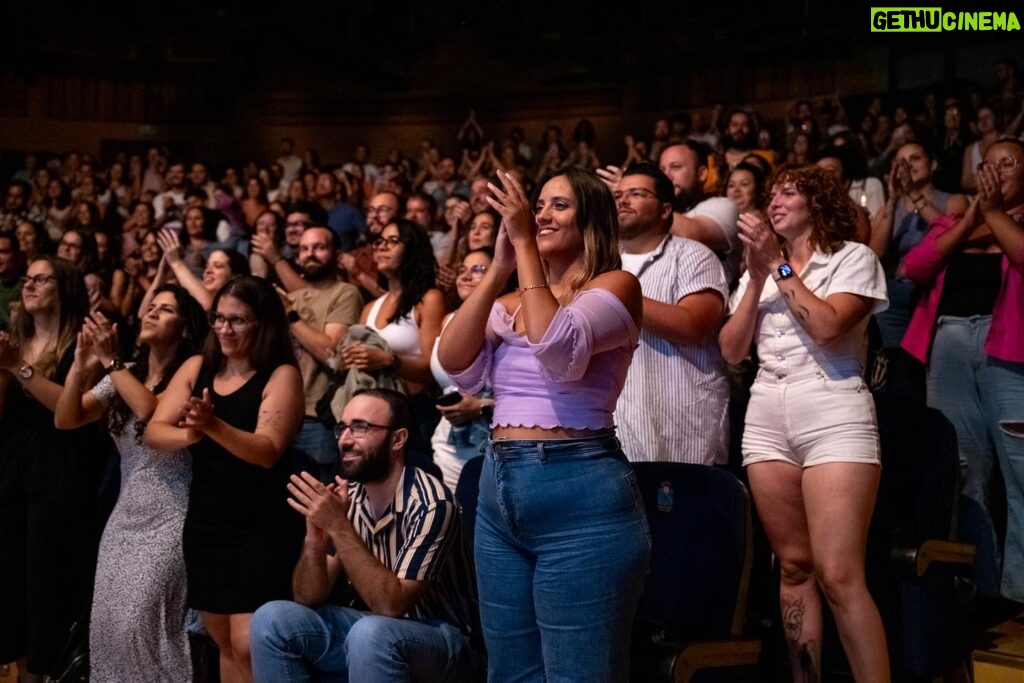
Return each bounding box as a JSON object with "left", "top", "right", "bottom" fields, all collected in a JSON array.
[
  {"left": 12, "top": 256, "right": 88, "bottom": 377},
  {"left": 203, "top": 276, "right": 297, "bottom": 373},
  {"left": 534, "top": 167, "right": 621, "bottom": 292}
]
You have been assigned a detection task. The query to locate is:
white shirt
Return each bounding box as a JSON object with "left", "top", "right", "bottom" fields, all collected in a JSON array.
[
  {"left": 729, "top": 241, "right": 888, "bottom": 380},
  {"left": 686, "top": 196, "right": 740, "bottom": 284},
  {"left": 616, "top": 235, "right": 731, "bottom": 465}
]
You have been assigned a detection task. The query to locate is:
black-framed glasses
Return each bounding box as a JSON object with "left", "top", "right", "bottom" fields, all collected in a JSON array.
[
  {"left": 612, "top": 187, "right": 660, "bottom": 203},
  {"left": 20, "top": 274, "right": 57, "bottom": 287},
  {"left": 286, "top": 219, "right": 312, "bottom": 229},
  {"left": 334, "top": 419, "right": 395, "bottom": 438},
  {"left": 372, "top": 236, "right": 403, "bottom": 250},
  {"left": 209, "top": 313, "right": 254, "bottom": 330}
]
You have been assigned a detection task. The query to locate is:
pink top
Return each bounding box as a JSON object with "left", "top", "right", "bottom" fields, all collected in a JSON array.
[
  {"left": 445, "top": 288, "right": 639, "bottom": 430},
  {"left": 901, "top": 213, "right": 1024, "bottom": 364}
]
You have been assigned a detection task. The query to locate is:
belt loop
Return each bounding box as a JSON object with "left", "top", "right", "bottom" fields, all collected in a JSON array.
[{"left": 537, "top": 441, "right": 547, "bottom": 464}]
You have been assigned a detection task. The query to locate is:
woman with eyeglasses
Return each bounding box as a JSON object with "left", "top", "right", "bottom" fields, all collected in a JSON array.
[
  {"left": 54, "top": 285, "right": 208, "bottom": 682},
  {"left": 0, "top": 256, "right": 105, "bottom": 681},
  {"left": 438, "top": 168, "right": 647, "bottom": 682},
  {"left": 146, "top": 276, "right": 305, "bottom": 683},
  {"left": 429, "top": 247, "right": 499, "bottom": 491},
  {"left": 342, "top": 218, "right": 446, "bottom": 448},
  {"left": 902, "top": 137, "right": 1024, "bottom": 602}
]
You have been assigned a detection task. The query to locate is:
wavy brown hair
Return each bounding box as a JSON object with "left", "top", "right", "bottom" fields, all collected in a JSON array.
[
  {"left": 533, "top": 167, "right": 621, "bottom": 292},
  {"left": 769, "top": 164, "right": 857, "bottom": 255}
]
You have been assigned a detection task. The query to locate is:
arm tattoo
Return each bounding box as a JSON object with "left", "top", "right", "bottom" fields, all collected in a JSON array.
[
  {"left": 782, "top": 289, "right": 811, "bottom": 322},
  {"left": 257, "top": 407, "right": 285, "bottom": 432}
]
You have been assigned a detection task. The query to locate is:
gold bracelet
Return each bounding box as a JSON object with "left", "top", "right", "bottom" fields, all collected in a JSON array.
[{"left": 518, "top": 283, "right": 549, "bottom": 294}]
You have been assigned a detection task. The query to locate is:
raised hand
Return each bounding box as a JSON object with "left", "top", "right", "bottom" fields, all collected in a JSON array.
[
  {"left": 181, "top": 388, "right": 216, "bottom": 432},
  {"left": 286, "top": 471, "right": 351, "bottom": 534},
  {"left": 486, "top": 169, "right": 534, "bottom": 246},
  {"left": 595, "top": 165, "right": 623, "bottom": 191},
  {"left": 736, "top": 212, "right": 784, "bottom": 282},
  {"left": 977, "top": 163, "right": 1004, "bottom": 213},
  {"left": 156, "top": 228, "right": 183, "bottom": 264},
  {"left": 82, "top": 311, "right": 119, "bottom": 366}
]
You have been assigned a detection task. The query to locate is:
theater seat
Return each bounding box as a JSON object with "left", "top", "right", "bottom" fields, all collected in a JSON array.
[{"left": 630, "top": 462, "right": 762, "bottom": 683}]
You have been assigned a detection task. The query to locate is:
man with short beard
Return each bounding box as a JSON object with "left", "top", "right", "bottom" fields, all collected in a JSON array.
[
  {"left": 613, "top": 164, "right": 729, "bottom": 465},
  {"left": 282, "top": 226, "right": 363, "bottom": 482},
  {"left": 250, "top": 389, "right": 482, "bottom": 683},
  {"left": 656, "top": 142, "right": 741, "bottom": 284},
  {"left": 365, "top": 191, "right": 399, "bottom": 236}
]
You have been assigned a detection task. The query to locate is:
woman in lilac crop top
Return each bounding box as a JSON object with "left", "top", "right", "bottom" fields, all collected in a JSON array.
[{"left": 438, "top": 167, "right": 650, "bottom": 682}]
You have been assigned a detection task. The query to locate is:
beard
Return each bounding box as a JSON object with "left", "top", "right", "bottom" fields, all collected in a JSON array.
[
  {"left": 617, "top": 212, "right": 655, "bottom": 241},
  {"left": 338, "top": 442, "right": 392, "bottom": 483},
  {"left": 727, "top": 130, "right": 757, "bottom": 152},
  {"left": 302, "top": 259, "right": 335, "bottom": 282}
]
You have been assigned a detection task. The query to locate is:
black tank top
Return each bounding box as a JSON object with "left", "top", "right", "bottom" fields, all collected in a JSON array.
[{"left": 937, "top": 251, "right": 1002, "bottom": 317}]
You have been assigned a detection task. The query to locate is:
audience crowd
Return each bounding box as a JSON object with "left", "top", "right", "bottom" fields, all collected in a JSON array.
[{"left": 0, "top": 57, "right": 1023, "bottom": 682}]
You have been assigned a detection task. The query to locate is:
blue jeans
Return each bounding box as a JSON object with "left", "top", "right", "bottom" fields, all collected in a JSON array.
[
  {"left": 249, "top": 601, "right": 483, "bottom": 683},
  {"left": 475, "top": 434, "right": 651, "bottom": 682},
  {"left": 927, "top": 315, "right": 1024, "bottom": 600},
  {"left": 290, "top": 419, "right": 340, "bottom": 484}
]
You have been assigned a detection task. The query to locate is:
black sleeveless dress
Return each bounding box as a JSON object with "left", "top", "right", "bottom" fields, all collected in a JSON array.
[{"left": 182, "top": 365, "right": 304, "bottom": 613}]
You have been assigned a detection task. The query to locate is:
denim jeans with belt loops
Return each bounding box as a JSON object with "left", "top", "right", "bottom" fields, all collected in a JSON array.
[
  {"left": 928, "top": 314, "right": 1024, "bottom": 601},
  {"left": 474, "top": 433, "right": 651, "bottom": 683}
]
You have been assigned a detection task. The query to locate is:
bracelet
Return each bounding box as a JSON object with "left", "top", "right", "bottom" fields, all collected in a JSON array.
[{"left": 518, "top": 283, "right": 549, "bottom": 294}]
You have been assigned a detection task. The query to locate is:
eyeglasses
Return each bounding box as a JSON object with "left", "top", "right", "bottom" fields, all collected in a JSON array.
[
  {"left": 59, "top": 240, "right": 83, "bottom": 249},
  {"left": 286, "top": 219, "right": 312, "bottom": 229},
  {"left": 612, "top": 187, "right": 660, "bottom": 203},
  {"left": 367, "top": 205, "right": 395, "bottom": 215},
  {"left": 372, "top": 236, "right": 403, "bottom": 250},
  {"left": 209, "top": 313, "right": 254, "bottom": 330},
  {"left": 333, "top": 419, "right": 395, "bottom": 438},
  {"left": 20, "top": 274, "right": 57, "bottom": 287},
  {"left": 977, "top": 157, "right": 1021, "bottom": 173},
  {"left": 457, "top": 264, "right": 488, "bottom": 280}
]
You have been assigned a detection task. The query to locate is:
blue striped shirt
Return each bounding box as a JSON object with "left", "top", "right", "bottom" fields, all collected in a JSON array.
[{"left": 616, "top": 235, "right": 731, "bottom": 464}]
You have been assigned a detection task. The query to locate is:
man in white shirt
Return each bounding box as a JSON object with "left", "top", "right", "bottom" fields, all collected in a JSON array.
[{"left": 611, "top": 163, "right": 730, "bottom": 464}]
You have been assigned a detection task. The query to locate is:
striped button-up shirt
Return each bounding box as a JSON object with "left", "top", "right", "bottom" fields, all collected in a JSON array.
[
  {"left": 616, "top": 235, "right": 731, "bottom": 464},
  {"left": 346, "top": 465, "right": 476, "bottom": 635}
]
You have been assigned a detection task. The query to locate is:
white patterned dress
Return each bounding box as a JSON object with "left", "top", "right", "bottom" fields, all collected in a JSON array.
[{"left": 88, "top": 374, "right": 192, "bottom": 682}]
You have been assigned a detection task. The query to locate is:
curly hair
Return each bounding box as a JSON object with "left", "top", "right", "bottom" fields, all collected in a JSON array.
[{"left": 769, "top": 165, "right": 857, "bottom": 255}]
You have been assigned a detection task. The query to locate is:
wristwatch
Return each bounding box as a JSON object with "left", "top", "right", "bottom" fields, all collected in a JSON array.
[
  {"left": 480, "top": 399, "right": 494, "bottom": 420},
  {"left": 106, "top": 358, "right": 127, "bottom": 374},
  {"left": 772, "top": 263, "right": 795, "bottom": 282},
  {"left": 17, "top": 362, "right": 33, "bottom": 380}
]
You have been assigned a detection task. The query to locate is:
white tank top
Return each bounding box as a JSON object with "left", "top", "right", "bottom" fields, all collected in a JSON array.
[{"left": 366, "top": 294, "right": 421, "bottom": 358}]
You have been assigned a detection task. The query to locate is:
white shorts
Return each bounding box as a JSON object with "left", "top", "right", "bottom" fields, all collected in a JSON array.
[{"left": 742, "top": 370, "right": 881, "bottom": 468}]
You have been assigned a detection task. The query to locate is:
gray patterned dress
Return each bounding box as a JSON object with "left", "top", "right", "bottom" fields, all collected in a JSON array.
[{"left": 88, "top": 374, "right": 192, "bottom": 682}]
